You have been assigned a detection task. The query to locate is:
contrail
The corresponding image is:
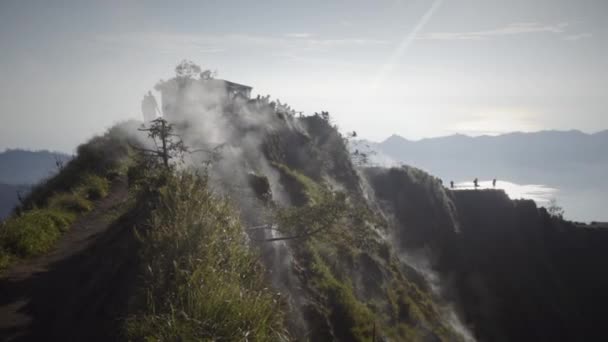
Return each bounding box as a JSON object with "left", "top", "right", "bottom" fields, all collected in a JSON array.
[{"left": 370, "top": 0, "right": 443, "bottom": 90}]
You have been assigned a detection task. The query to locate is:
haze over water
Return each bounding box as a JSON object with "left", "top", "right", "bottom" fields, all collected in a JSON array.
[
  {"left": 455, "top": 180, "right": 558, "bottom": 205},
  {"left": 455, "top": 180, "right": 607, "bottom": 223}
]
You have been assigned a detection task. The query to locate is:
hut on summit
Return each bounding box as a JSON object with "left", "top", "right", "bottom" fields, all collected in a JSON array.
[
  {"left": 154, "top": 76, "right": 252, "bottom": 123},
  {"left": 222, "top": 80, "right": 252, "bottom": 99}
]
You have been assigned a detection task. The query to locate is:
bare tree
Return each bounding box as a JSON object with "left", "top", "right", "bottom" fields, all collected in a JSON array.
[
  {"left": 175, "top": 60, "right": 202, "bottom": 79},
  {"left": 54, "top": 154, "right": 66, "bottom": 172},
  {"left": 547, "top": 198, "right": 565, "bottom": 219},
  {"left": 345, "top": 131, "right": 376, "bottom": 167},
  {"left": 134, "top": 118, "right": 187, "bottom": 169}
]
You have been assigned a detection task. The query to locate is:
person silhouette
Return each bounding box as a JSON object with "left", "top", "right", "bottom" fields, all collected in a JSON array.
[
  {"left": 450, "top": 181, "right": 454, "bottom": 189},
  {"left": 493, "top": 178, "right": 497, "bottom": 188},
  {"left": 473, "top": 178, "right": 479, "bottom": 189},
  {"left": 141, "top": 91, "right": 159, "bottom": 123}
]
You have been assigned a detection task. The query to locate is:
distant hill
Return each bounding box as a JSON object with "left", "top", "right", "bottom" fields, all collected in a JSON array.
[
  {"left": 374, "top": 130, "right": 608, "bottom": 183},
  {"left": 363, "top": 130, "right": 608, "bottom": 221},
  {"left": 0, "top": 149, "right": 71, "bottom": 219},
  {"left": 0, "top": 149, "right": 71, "bottom": 185},
  {"left": 0, "top": 183, "right": 30, "bottom": 219}
]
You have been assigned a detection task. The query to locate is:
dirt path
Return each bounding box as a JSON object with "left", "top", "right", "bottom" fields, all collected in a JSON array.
[{"left": 0, "top": 177, "right": 134, "bottom": 341}]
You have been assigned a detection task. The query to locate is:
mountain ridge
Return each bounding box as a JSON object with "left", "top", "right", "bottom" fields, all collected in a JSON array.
[{"left": 377, "top": 129, "right": 608, "bottom": 145}]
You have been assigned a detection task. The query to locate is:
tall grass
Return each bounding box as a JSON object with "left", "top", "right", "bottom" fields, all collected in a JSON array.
[
  {"left": 0, "top": 209, "right": 76, "bottom": 261},
  {"left": 127, "top": 172, "right": 287, "bottom": 341}
]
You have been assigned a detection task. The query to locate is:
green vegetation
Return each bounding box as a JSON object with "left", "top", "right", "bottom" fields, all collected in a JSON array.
[
  {"left": 269, "top": 162, "right": 458, "bottom": 341},
  {"left": 126, "top": 171, "right": 287, "bottom": 341},
  {"left": 0, "top": 124, "right": 133, "bottom": 271},
  {"left": 272, "top": 162, "right": 324, "bottom": 205},
  {"left": 0, "top": 209, "right": 76, "bottom": 259},
  {"left": 308, "top": 244, "right": 375, "bottom": 341},
  {"left": 78, "top": 173, "right": 110, "bottom": 200},
  {"left": 0, "top": 172, "right": 112, "bottom": 271},
  {"left": 18, "top": 122, "right": 136, "bottom": 211},
  {"left": 47, "top": 192, "right": 93, "bottom": 213}
]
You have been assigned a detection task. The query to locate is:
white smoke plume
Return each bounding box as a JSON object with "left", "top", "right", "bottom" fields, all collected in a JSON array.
[{"left": 148, "top": 60, "right": 310, "bottom": 336}]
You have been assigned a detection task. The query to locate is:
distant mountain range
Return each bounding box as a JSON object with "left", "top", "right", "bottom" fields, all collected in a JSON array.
[
  {"left": 0, "top": 149, "right": 72, "bottom": 185},
  {"left": 0, "top": 149, "right": 71, "bottom": 219},
  {"left": 359, "top": 130, "right": 608, "bottom": 221},
  {"left": 0, "top": 183, "right": 30, "bottom": 219}
]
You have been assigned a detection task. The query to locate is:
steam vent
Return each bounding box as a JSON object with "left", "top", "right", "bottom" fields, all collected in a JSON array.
[{"left": 155, "top": 77, "right": 252, "bottom": 122}]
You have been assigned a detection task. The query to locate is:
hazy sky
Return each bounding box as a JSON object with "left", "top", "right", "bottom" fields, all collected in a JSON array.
[{"left": 1, "top": 0, "right": 606, "bottom": 153}]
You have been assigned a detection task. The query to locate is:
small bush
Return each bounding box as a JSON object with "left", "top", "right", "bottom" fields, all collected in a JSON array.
[
  {"left": 48, "top": 193, "right": 93, "bottom": 213},
  {"left": 0, "top": 209, "right": 76, "bottom": 257},
  {"left": 0, "top": 248, "right": 12, "bottom": 270},
  {"left": 77, "top": 174, "right": 110, "bottom": 200}
]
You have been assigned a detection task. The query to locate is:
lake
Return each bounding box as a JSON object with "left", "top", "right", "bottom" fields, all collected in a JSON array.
[{"left": 454, "top": 180, "right": 607, "bottom": 223}]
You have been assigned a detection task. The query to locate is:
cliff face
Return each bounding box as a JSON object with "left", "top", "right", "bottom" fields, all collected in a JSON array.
[
  {"left": 365, "top": 166, "right": 608, "bottom": 341},
  {"left": 257, "top": 117, "right": 462, "bottom": 341},
  {"left": 143, "top": 75, "right": 465, "bottom": 341}
]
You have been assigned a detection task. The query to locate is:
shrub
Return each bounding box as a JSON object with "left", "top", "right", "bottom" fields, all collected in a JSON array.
[
  {"left": 48, "top": 192, "right": 93, "bottom": 213},
  {"left": 0, "top": 209, "right": 76, "bottom": 257},
  {"left": 77, "top": 174, "right": 110, "bottom": 200},
  {"left": 0, "top": 248, "right": 12, "bottom": 270}
]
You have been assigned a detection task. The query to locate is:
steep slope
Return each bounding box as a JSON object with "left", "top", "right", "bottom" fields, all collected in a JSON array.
[
  {"left": 258, "top": 116, "right": 461, "bottom": 341},
  {"left": 148, "top": 71, "right": 464, "bottom": 340},
  {"left": 365, "top": 166, "right": 608, "bottom": 341}
]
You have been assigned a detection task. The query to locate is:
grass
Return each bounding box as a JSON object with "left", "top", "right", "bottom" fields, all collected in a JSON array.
[
  {"left": 126, "top": 171, "right": 287, "bottom": 341},
  {"left": 308, "top": 244, "right": 375, "bottom": 341},
  {"left": 301, "top": 229, "right": 457, "bottom": 341},
  {"left": 47, "top": 192, "right": 93, "bottom": 213},
  {"left": 0, "top": 187, "right": 94, "bottom": 270},
  {"left": 77, "top": 173, "right": 110, "bottom": 200},
  {"left": 0, "top": 208, "right": 76, "bottom": 260},
  {"left": 272, "top": 162, "right": 324, "bottom": 204}
]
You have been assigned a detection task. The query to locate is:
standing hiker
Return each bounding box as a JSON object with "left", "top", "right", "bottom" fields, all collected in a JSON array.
[{"left": 141, "top": 91, "right": 159, "bottom": 123}]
